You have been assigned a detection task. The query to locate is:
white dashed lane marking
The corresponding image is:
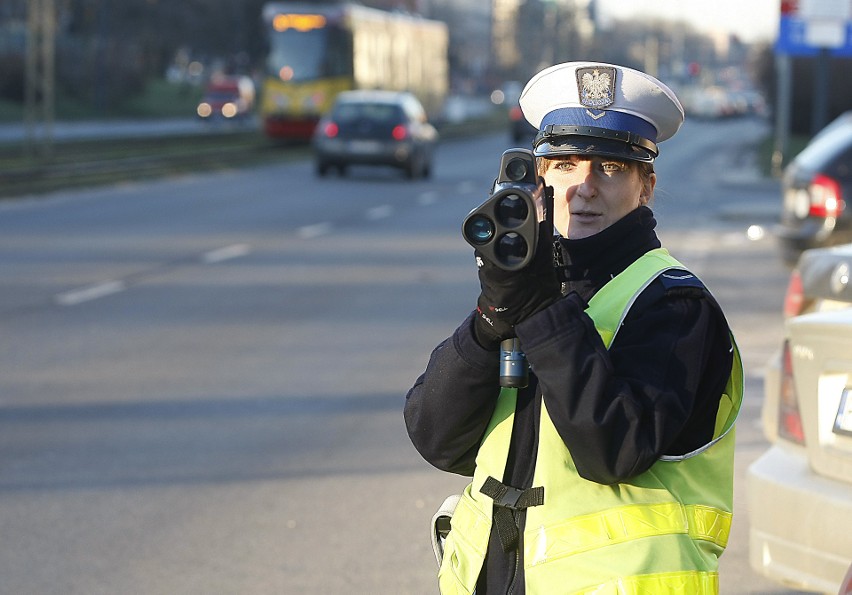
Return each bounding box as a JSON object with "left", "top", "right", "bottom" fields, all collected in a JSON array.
[
  {"left": 418, "top": 192, "right": 437, "bottom": 206},
  {"left": 202, "top": 243, "right": 252, "bottom": 263},
  {"left": 54, "top": 185, "right": 461, "bottom": 306},
  {"left": 55, "top": 243, "right": 253, "bottom": 306},
  {"left": 55, "top": 280, "right": 127, "bottom": 306},
  {"left": 297, "top": 222, "right": 333, "bottom": 239},
  {"left": 366, "top": 205, "right": 393, "bottom": 220}
]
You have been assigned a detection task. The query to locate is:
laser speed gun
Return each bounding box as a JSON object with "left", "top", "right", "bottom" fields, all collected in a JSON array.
[{"left": 462, "top": 148, "right": 551, "bottom": 271}]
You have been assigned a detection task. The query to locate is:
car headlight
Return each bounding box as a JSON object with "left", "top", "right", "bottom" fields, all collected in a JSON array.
[{"left": 222, "top": 103, "right": 238, "bottom": 118}]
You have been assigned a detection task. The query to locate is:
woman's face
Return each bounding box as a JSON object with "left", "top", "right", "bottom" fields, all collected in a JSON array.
[{"left": 542, "top": 156, "right": 655, "bottom": 239}]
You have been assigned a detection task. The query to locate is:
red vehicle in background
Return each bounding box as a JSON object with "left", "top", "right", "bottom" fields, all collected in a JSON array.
[{"left": 196, "top": 75, "right": 256, "bottom": 121}]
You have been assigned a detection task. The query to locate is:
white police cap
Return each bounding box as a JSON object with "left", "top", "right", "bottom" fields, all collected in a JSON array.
[{"left": 520, "top": 62, "right": 684, "bottom": 162}]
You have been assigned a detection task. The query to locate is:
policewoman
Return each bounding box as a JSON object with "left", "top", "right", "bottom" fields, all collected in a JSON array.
[{"left": 404, "top": 62, "right": 742, "bottom": 594}]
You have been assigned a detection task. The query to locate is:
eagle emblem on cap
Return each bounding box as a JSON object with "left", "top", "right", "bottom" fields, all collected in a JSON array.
[{"left": 576, "top": 66, "right": 616, "bottom": 109}]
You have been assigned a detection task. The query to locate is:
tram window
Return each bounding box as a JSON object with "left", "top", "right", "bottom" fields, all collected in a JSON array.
[
  {"left": 266, "top": 29, "right": 327, "bottom": 80},
  {"left": 324, "top": 28, "right": 354, "bottom": 78}
]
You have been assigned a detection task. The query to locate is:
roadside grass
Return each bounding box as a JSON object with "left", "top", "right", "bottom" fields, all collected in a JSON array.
[
  {"left": 0, "top": 78, "right": 203, "bottom": 123},
  {"left": 0, "top": 98, "right": 23, "bottom": 122},
  {"left": 119, "top": 79, "right": 203, "bottom": 118}
]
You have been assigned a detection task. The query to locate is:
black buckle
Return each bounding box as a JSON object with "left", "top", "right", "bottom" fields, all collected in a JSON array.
[
  {"left": 495, "top": 485, "right": 526, "bottom": 509},
  {"left": 479, "top": 477, "right": 545, "bottom": 552},
  {"left": 480, "top": 476, "right": 545, "bottom": 510}
]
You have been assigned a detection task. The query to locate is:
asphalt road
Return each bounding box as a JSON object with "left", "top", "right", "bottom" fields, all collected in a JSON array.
[{"left": 0, "top": 118, "right": 811, "bottom": 594}]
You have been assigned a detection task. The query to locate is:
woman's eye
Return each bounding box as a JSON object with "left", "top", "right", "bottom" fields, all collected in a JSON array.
[{"left": 599, "top": 163, "right": 630, "bottom": 176}]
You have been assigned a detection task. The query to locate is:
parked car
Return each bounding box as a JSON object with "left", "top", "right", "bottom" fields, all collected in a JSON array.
[
  {"left": 776, "top": 112, "right": 852, "bottom": 266},
  {"left": 843, "top": 562, "right": 852, "bottom": 595},
  {"left": 312, "top": 90, "right": 438, "bottom": 179},
  {"left": 748, "top": 241, "right": 852, "bottom": 593}
]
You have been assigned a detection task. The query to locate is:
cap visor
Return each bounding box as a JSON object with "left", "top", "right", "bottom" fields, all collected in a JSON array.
[{"left": 533, "top": 136, "right": 655, "bottom": 162}]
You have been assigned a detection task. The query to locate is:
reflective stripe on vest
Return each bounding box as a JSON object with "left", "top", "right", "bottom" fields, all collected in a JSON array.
[
  {"left": 525, "top": 501, "right": 732, "bottom": 566},
  {"left": 572, "top": 570, "right": 719, "bottom": 594},
  {"left": 438, "top": 248, "right": 743, "bottom": 595}
]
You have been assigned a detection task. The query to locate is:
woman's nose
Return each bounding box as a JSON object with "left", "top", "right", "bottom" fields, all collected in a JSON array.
[{"left": 573, "top": 167, "right": 596, "bottom": 199}]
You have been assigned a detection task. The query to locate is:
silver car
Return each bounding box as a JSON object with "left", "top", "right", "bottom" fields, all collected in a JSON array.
[
  {"left": 748, "top": 242, "right": 852, "bottom": 593},
  {"left": 312, "top": 90, "right": 438, "bottom": 179}
]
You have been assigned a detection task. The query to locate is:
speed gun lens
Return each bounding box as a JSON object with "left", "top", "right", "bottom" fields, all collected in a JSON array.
[
  {"left": 496, "top": 194, "right": 529, "bottom": 228},
  {"left": 496, "top": 232, "right": 528, "bottom": 266},
  {"left": 505, "top": 157, "right": 530, "bottom": 182},
  {"left": 464, "top": 215, "right": 495, "bottom": 244}
]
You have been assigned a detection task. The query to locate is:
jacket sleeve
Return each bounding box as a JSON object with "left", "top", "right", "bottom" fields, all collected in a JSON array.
[
  {"left": 404, "top": 312, "right": 503, "bottom": 476},
  {"left": 515, "top": 288, "right": 732, "bottom": 485}
]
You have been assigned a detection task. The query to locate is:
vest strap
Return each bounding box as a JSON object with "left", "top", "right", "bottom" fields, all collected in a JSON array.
[{"left": 480, "top": 476, "right": 545, "bottom": 552}]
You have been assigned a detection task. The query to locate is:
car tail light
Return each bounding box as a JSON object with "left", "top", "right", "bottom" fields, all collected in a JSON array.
[
  {"left": 391, "top": 124, "right": 409, "bottom": 141},
  {"left": 778, "top": 340, "right": 806, "bottom": 445},
  {"left": 807, "top": 173, "right": 844, "bottom": 218},
  {"left": 322, "top": 122, "right": 339, "bottom": 138},
  {"left": 509, "top": 106, "right": 523, "bottom": 122},
  {"left": 783, "top": 269, "right": 805, "bottom": 318}
]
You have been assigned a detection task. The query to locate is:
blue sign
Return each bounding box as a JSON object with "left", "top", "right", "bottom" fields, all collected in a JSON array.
[{"left": 776, "top": 15, "right": 852, "bottom": 56}]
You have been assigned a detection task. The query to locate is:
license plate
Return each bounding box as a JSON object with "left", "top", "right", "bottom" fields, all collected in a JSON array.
[
  {"left": 348, "top": 140, "right": 382, "bottom": 154},
  {"left": 833, "top": 388, "right": 852, "bottom": 436}
]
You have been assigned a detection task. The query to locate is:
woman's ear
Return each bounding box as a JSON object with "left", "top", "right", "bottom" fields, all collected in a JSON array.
[{"left": 640, "top": 172, "right": 657, "bottom": 205}]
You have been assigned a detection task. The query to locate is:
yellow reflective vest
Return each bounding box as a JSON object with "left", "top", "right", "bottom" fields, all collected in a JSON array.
[{"left": 438, "top": 248, "right": 743, "bottom": 594}]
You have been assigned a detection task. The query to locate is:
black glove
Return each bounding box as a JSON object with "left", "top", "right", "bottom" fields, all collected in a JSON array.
[{"left": 474, "top": 225, "right": 561, "bottom": 349}]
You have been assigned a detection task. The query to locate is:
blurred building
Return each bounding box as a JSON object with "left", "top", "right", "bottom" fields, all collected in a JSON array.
[
  {"left": 427, "top": 0, "right": 492, "bottom": 92},
  {"left": 0, "top": 0, "right": 780, "bottom": 118},
  {"left": 493, "top": 0, "right": 522, "bottom": 75},
  {"left": 426, "top": 0, "right": 596, "bottom": 91}
]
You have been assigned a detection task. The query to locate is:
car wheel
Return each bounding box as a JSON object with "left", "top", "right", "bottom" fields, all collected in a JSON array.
[
  {"left": 336, "top": 164, "right": 348, "bottom": 177},
  {"left": 315, "top": 161, "right": 328, "bottom": 177},
  {"left": 405, "top": 153, "right": 424, "bottom": 179}
]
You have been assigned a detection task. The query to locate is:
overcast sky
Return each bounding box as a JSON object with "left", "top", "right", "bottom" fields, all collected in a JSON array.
[{"left": 595, "top": 0, "right": 781, "bottom": 43}]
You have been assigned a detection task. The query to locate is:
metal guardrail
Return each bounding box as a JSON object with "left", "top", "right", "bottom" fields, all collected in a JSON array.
[
  {"left": 0, "top": 132, "right": 302, "bottom": 198},
  {"left": 0, "top": 107, "right": 506, "bottom": 198}
]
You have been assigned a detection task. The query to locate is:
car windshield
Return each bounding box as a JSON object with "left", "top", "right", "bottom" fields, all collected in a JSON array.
[
  {"left": 203, "top": 92, "right": 238, "bottom": 102},
  {"left": 333, "top": 103, "right": 404, "bottom": 123}
]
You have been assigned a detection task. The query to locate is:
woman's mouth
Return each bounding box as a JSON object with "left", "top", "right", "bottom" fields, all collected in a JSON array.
[{"left": 571, "top": 211, "right": 600, "bottom": 220}]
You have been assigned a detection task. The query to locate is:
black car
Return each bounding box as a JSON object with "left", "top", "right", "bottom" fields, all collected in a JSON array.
[
  {"left": 777, "top": 112, "right": 852, "bottom": 265},
  {"left": 312, "top": 90, "right": 438, "bottom": 179}
]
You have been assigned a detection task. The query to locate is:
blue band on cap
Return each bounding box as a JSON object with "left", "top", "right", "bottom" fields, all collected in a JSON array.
[{"left": 540, "top": 108, "right": 658, "bottom": 143}]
